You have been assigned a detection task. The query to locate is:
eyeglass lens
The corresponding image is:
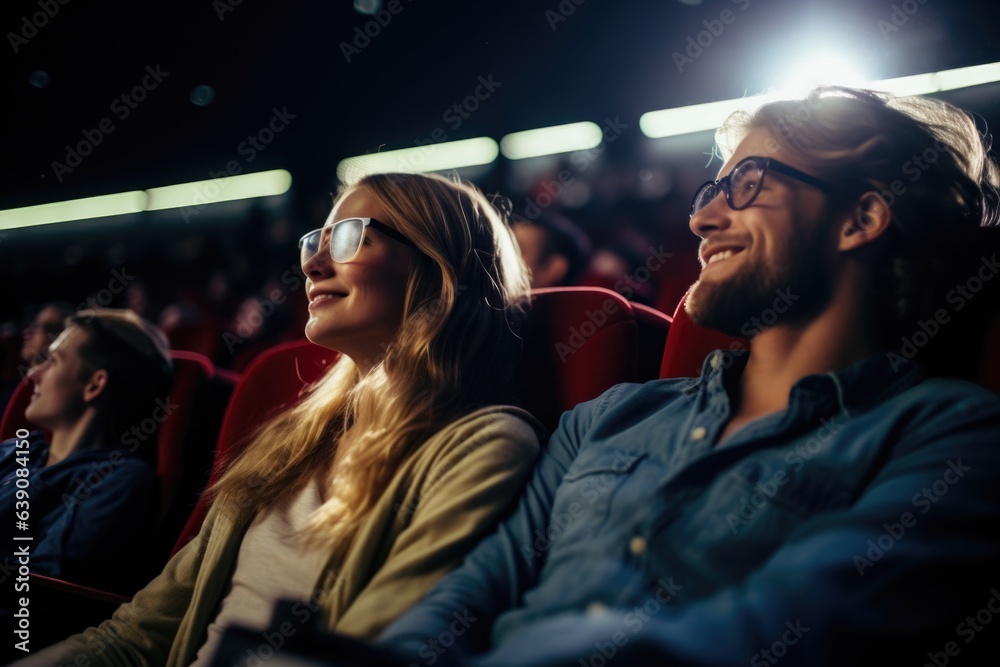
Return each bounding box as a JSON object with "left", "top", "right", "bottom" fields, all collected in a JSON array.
[
  {"left": 300, "top": 218, "right": 368, "bottom": 265},
  {"left": 692, "top": 159, "right": 765, "bottom": 214},
  {"left": 331, "top": 218, "right": 364, "bottom": 263}
]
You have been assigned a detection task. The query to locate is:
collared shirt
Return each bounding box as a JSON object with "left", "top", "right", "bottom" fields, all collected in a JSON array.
[
  {"left": 381, "top": 351, "right": 1000, "bottom": 665},
  {"left": 0, "top": 430, "right": 157, "bottom": 592}
]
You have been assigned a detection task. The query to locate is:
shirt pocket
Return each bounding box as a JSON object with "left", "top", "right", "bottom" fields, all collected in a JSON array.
[{"left": 557, "top": 451, "right": 648, "bottom": 530}]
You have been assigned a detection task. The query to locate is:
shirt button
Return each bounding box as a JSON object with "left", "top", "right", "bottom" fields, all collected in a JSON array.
[
  {"left": 629, "top": 536, "right": 647, "bottom": 555},
  {"left": 585, "top": 602, "right": 609, "bottom": 617},
  {"left": 691, "top": 426, "right": 707, "bottom": 441}
]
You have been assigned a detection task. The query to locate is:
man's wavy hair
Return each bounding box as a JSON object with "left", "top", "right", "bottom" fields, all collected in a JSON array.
[
  {"left": 717, "top": 86, "right": 1000, "bottom": 370},
  {"left": 209, "top": 172, "right": 531, "bottom": 548},
  {"left": 67, "top": 308, "right": 174, "bottom": 461}
]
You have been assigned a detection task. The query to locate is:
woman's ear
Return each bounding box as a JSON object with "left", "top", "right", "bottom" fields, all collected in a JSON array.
[
  {"left": 82, "top": 369, "right": 108, "bottom": 403},
  {"left": 840, "top": 191, "right": 892, "bottom": 251}
]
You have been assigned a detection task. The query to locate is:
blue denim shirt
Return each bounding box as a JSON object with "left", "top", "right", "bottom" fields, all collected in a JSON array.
[{"left": 381, "top": 351, "right": 1000, "bottom": 666}]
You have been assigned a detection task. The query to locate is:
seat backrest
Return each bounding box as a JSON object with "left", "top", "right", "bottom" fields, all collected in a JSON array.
[
  {"left": 1, "top": 375, "right": 44, "bottom": 441},
  {"left": 516, "top": 287, "right": 640, "bottom": 432},
  {"left": 660, "top": 290, "right": 749, "bottom": 379},
  {"left": 148, "top": 351, "right": 236, "bottom": 564},
  {"left": 172, "top": 339, "right": 337, "bottom": 555},
  {"left": 631, "top": 302, "right": 672, "bottom": 381},
  {"left": 976, "top": 313, "right": 1000, "bottom": 393}
]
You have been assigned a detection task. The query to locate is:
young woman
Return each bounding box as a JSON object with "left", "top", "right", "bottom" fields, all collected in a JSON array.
[{"left": 26, "top": 172, "right": 543, "bottom": 666}]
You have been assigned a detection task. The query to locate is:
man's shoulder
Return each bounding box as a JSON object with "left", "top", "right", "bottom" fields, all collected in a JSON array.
[
  {"left": 889, "top": 375, "right": 1000, "bottom": 419},
  {"left": 581, "top": 376, "right": 702, "bottom": 415},
  {"left": 0, "top": 430, "right": 47, "bottom": 467}
]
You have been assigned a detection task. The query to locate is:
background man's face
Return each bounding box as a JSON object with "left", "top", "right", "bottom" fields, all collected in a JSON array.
[
  {"left": 24, "top": 326, "right": 91, "bottom": 430},
  {"left": 684, "top": 127, "right": 841, "bottom": 337},
  {"left": 21, "top": 306, "right": 66, "bottom": 364}
]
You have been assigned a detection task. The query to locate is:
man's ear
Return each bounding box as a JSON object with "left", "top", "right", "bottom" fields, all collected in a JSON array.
[
  {"left": 83, "top": 369, "right": 108, "bottom": 403},
  {"left": 840, "top": 191, "right": 892, "bottom": 251}
]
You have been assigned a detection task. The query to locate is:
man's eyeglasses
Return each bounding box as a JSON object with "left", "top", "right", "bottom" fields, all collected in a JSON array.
[
  {"left": 690, "top": 156, "right": 833, "bottom": 217},
  {"left": 298, "top": 217, "right": 420, "bottom": 266}
]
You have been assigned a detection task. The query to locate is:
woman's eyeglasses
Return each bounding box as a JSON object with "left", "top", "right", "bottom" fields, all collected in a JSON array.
[
  {"left": 298, "top": 217, "right": 420, "bottom": 265},
  {"left": 690, "top": 156, "right": 833, "bottom": 217}
]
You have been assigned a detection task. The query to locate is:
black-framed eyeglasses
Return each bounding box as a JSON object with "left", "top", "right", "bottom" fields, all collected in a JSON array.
[
  {"left": 690, "top": 156, "right": 833, "bottom": 217},
  {"left": 298, "top": 217, "right": 420, "bottom": 265}
]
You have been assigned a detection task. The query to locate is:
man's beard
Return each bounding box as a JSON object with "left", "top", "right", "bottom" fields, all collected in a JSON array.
[{"left": 685, "top": 225, "right": 835, "bottom": 338}]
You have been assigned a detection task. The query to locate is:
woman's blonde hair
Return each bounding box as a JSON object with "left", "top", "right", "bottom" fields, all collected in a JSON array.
[{"left": 210, "top": 172, "right": 531, "bottom": 547}]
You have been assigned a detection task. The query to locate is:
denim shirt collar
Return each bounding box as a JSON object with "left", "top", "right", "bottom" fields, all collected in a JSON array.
[{"left": 697, "top": 348, "right": 927, "bottom": 423}]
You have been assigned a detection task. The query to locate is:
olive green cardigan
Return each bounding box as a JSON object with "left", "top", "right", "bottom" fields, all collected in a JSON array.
[{"left": 25, "top": 406, "right": 542, "bottom": 667}]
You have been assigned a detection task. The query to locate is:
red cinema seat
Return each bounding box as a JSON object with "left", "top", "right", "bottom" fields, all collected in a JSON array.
[
  {"left": 631, "top": 302, "right": 672, "bottom": 381},
  {"left": 1, "top": 376, "right": 46, "bottom": 441},
  {"left": 660, "top": 290, "right": 749, "bottom": 379},
  {"left": 515, "top": 287, "right": 640, "bottom": 432},
  {"left": 172, "top": 339, "right": 338, "bottom": 554},
  {"left": 148, "top": 352, "right": 237, "bottom": 566},
  {"left": 976, "top": 313, "right": 1000, "bottom": 393}
]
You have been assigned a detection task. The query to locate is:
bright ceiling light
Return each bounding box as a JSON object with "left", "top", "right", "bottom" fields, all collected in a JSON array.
[
  {"left": 640, "top": 60, "right": 1000, "bottom": 139},
  {"left": 0, "top": 170, "right": 292, "bottom": 230},
  {"left": 866, "top": 62, "right": 1000, "bottom": 96},
  {"left": 336, "top": 137, "right": 499, "bottom": 182},
  {"left": 640, "top": 98, "right": 751, "bottom": 139},
  {"left": 145, "top": 169, "right": 292, "bottom": 210},
  {"left": 772, "top": 53, "right": 867, "bottom": 98},
  {"left": 500, "top": 122, "right": 603, "bottom": 160},
  {"left": 0, "top": 191, "right": 147, "bottom": 231}
]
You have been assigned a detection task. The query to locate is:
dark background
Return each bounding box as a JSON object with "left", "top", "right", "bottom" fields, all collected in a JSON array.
[{"left": 3, "top": 0, "right": 1000, "bottom": 366}]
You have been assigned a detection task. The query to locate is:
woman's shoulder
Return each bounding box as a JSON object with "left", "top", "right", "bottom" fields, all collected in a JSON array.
[
  {"left": 436, "top": 404, "right": 546, "bottom": 440},
  {"left": 412, "top": 405, "right": 544, "bottom": 464}
]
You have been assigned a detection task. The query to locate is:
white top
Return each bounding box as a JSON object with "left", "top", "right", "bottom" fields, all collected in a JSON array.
[{"left": 190, "top": 478, "right": 332, "bottom": 666}]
